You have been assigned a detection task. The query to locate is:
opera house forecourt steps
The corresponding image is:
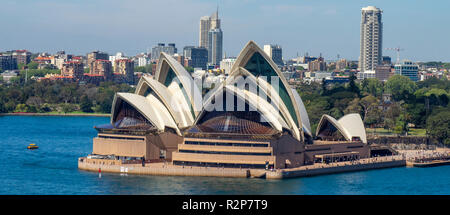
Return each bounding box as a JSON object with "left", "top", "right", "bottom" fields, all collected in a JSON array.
[{"left": 78, "top": 41, "right": 406, "bottom": 179}]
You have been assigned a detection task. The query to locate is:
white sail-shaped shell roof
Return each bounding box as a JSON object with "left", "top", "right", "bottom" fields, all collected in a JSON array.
[
  {"left": 135, "top": 76, "right": 194, "bottom": 128},
  {"left": 155, "top": 52, "right": 202, "bottom": 117},
  {"left": 111, "top": 93, "right": 181, "bottom": 136},
  {"left": 196, "top": 85, "right": 287, "bottom": 133},
  {"left": 291, "top": 88, "right": 312, "bottom": 137},
  {"left": 226, "top": 67, "right": 300, "bottom": 140},
  {"left": 338, "top": 113, "right": 367, "bottom": 144},
  {"left": 108, "top": 40, "right": 365, "bottom": 144},
  {"left": 230, "top": 41, "right": 303, "bottom": 132},
  {"left": 316, "top": 114, "right": 367, "bottom": 144}
]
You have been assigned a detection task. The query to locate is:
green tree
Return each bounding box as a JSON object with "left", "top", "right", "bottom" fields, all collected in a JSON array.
[
  {"left": 361, "top": 78, "right": 383, "bottom": 97},
  {"left": 80, "top": 95, "right": 93, "bottom": 113},
  {"left": 394, "top": 114, "right": 408, "bottom": 135},
  {"left": 383, "top": 102, "right": 403, "bottom": 131},
  {"left": 359, "top": 95, "right": 379, "bottom": 121},
  {"left": 185, "top": 66, "right": 194, "bottom": 73},
  {"left": 26, "top": 62, "right": 39, "bottom": 69},
  {"left": 347, "top": 75, "right": 360, "bottom": 96},
  {"left": 426, "top": 109, "right": 450, "bottom": 145},
  {"left": 14, "top": 104, "right": 29, "bottom": 112},
  {"left": 344, "top": 98, "right": 362, "bottom": 115},
  {"left": 385, "top": 75, "right": 417, "bottom": 101},
  {"left": 61, "top": 103, "right": 76, "bottom": 113},
  {"left": 296, "top": 66, "right": 305, "bottom": 71}
]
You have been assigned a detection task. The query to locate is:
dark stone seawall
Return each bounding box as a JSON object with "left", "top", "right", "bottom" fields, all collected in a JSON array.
[{"left": 368, "top": 136, "right": 436, "bottom": 145}]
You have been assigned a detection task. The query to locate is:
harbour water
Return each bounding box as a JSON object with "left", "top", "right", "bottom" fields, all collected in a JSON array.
[{"left": 1, "top": 115, "right": 449, "bottom": 195}]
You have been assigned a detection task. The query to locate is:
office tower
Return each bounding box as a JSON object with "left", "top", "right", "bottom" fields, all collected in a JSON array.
[
  {"left": 151, "top": 43, "right": 177, "bottom": 60},
  {"left": 199, "top": 7, "right": 223, "bottom": 66},
  {"left": 264, "top": 44, "right": 283, "bottom": 66},
  {"left": 208, "top": 28, "right": 223, "bottom": 66},
  {"left": 199, "top": 7, "right": 221, "bottom": 47},
  {"left": 199, "top": 16, "right": 211, "bottom": 48},
  {"left": 395, "top": 60, "right": 419, "bottom": 82},
  {"left": 0, "top": 54, "right": 17, "bottom": 71},
  {"left": 183, "top": 46, "right": 208, "bottom": 69},
  {"left": 382, "top": 56, "right": 391, "bottom": 65},
  {"left": 359, "top": 6, "right": 383, "bottom": 72}
]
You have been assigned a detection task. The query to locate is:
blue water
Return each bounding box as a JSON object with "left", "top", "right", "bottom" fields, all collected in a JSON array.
[{"left": 1, "top": 116, "right": 450, "bottom": 195}]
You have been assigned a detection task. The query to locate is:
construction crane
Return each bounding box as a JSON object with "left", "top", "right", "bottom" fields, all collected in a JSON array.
[{"left": 385, "top": 47, "right": 404, "bottom": 64}]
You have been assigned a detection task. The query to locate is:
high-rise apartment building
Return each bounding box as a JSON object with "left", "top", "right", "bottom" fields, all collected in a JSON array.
[
  {"left": 12, "top": 50, "right": 32, "bottom": 65},
  {"left": 375, "top": 65, "right": 391, "bottom": 82},
  {"left": 308, "top": 57, "right": 327, "bottom": 72},
  {"left": 113, "top": 59, "right": 134, "bottom": 84},
  {"left": 359, "top": 6, "right": 383, "bottom": 72},
  {"left": 61, "top": 61, "right": 84, "bottom": 79},
  {"left": 336, "top": 59, "right": 349, "bottom": 71},
  {"left": 87, "top": 51, "right": 109, "bottom": 71},
  {"left": 91, "top": 59, "right": 112, "bottom": 81},
  {"left": 264, "top": 44, "right": 283, "bottom": 66}
]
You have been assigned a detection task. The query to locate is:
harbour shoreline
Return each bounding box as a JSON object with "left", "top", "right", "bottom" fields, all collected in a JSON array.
[{"left": 78, "top": 155, "right": 407, "bottom": 179}]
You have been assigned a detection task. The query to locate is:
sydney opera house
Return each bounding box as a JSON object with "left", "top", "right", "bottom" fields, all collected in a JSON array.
[{"left": 89, "top": 41, "right": 370, "bottom": 170}]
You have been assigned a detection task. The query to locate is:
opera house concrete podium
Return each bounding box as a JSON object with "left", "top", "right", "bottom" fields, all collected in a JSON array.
[{"left": 83, "top": 41, "right": 371, "bottom": 173}]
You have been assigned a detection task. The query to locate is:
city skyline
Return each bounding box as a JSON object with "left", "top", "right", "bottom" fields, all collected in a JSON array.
[{"left": 1, "top": 0, "right": 450, "bottom": 62}]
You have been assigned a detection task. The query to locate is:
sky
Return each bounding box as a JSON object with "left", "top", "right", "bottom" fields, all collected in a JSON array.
[{"left": 1, "top": 0, "right": 449, "bottom": 62}]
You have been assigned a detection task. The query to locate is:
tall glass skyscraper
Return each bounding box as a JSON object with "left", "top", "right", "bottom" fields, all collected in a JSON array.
[
  {"left": 199, "top": 7, "right": 223, "bottom": 66},
  {"left": 208, "top": 28, "right": 223, "bottom": 66},
  {"left": 359, "top": 6, "right": 383, "bottom": 72}
]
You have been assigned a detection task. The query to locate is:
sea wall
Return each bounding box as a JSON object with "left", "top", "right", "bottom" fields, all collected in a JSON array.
[
  {"left": 78, "top": 158, "right": 250, "bottom": 178},
  {"left": 266, "top": 159, "right": 406, "bottom": 179},
  {"left": 367, "top": 136, "right": 434, "bottom": 145},
  {"left": 79, "top": 157, "right": 406, "bottom": 179}
]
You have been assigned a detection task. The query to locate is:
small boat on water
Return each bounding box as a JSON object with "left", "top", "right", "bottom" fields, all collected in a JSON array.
[{"left": 27, "top": 143, "right": 39, "bottom": 150}]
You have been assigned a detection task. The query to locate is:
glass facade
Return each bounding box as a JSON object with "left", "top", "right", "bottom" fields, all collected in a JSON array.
[{"left": 394, "top": 61, "right": 419, "bottom": 82}]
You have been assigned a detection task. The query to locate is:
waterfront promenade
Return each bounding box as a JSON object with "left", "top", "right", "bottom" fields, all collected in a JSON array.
[
  {"left": 398, "top": 148, "right": 450, "bottom": 161},
  {"left": 266, "top": 155, "right": 405, "bottom": 179},
  {"left": 398, "top": 148, "right": 450, "bottom": 167},
  {"left": 78, "top": 155, "right": 406, "bottom": 179}
]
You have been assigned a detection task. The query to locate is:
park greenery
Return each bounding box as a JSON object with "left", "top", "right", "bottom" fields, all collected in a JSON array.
[
  {"left": 0, "top": 76, "right": 134, "bottom": 115},
  {"left": 297, "top": 75, "right": 449, "bottom": 145}
]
